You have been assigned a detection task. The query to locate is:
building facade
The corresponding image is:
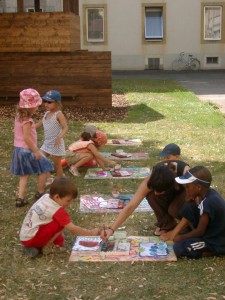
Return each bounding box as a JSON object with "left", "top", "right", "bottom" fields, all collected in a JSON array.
[
  {"left": 79, "top": 0, "right": 225, "bottom": 70},
  {"left": 1, "top": 0, "right": 225, "bottom": 70}
]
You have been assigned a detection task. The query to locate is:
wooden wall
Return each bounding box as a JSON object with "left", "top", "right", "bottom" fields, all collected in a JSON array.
[
  {"left": 0, "top": 12, "right": 80, "bottom": 52},
  {"left": 0, "top": 51, "right": 112, "bottom": 107}
]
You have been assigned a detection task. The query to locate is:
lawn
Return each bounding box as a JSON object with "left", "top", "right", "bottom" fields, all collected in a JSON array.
[{"left": 1, "top": 78, "right": 225, "bottom": 300}]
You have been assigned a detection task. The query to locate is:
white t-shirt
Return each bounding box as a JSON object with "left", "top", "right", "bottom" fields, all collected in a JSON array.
[{"left": 20, "top": 194, "right": 71, "bottom": 241}]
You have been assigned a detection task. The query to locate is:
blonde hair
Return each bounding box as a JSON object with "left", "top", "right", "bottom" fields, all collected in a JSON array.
[{"left": 16, "top": 105, "right": 34, "bottom": 121}]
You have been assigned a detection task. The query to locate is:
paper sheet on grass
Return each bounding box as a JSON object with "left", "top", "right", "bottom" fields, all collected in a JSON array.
[
  {"left": 100, "top": 152, "right": 149, "bottom": 161},
  {"left": 69, "top": 236, "right": 177, "bottom": 262},
  {"left": 79, "top": 194, "right": 152, "bottom": 213},
  {"left": 106, "top": 139, "right": 142, "bottom": 146},
  {"left": 84, "top": 167, "right": 150, "bottom": 179}
]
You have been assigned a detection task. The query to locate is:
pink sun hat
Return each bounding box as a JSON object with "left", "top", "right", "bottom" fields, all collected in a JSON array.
[{"left": 19, "top": 88, "right": 42, "bottom": 108}]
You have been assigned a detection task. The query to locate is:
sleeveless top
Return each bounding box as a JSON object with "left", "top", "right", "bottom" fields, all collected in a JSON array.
[
  {"left": 40, "top": 111, "right": 65, "bottom": 156},
  {"left": 68, "top": 140, "right": 94, "bottom": 152}
]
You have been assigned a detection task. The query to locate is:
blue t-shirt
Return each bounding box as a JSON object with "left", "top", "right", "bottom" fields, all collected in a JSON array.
[{"left": 199, "top": 189, "right": 225, "bottom": 254}]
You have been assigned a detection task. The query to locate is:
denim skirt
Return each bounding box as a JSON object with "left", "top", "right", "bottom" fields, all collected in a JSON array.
[{"left": 10, "top": 147, "right": 54, "bottom": 176}]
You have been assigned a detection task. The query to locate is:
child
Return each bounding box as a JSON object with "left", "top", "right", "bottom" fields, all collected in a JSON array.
[
  {"left": 10, "top": 88, "right": 54, "bottom": 207},
  {"left": 20, "top": 177, "right": 100, "bottom": 258},
  {"left": 65, "top": 130, "right": 117, "bottom": 176},
  {"left": 100, "top": 162, "right": 186, "bottom": 241},
  {"left": 150, "top": 143, "right": 190, "bottom": 235},
  {"left": 158, "top": 143, "right": 190, "bottom": 175},
  {"left": 171, "top": 166, "right": 225, "bottom": 259},
  {"left": 36, "top": 90, "right": 68, "bottom": 181}
]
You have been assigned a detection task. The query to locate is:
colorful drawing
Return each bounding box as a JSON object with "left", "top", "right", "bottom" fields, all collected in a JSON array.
[
  {"left": 69, "top": 236, "right": 177, "bottom": 262},
  {"left": 102, "top": 240, "right": 131, "bottom": 256},
  {"left": 106, "top": 139, "right": 142, "bottom": 146},
  {"left": 72, "top": 236, "right": 102, "bottom": 251},
  {"left": 139, "top": 242, "right": 168, "bottom": 257},
  {"left": 79, "top": 194, "right": 152, "bottom": 213},
  {"left": 100, "top": 152, "right": 149, "bottom": 161},
  {"left": 84, "top": 167, "right": 150, "bottom": 179}
]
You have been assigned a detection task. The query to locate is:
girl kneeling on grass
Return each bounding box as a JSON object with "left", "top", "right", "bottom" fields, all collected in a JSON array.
[
  {"left": 65, "top": 130, "right": 117, "bottom": 176},
  {"left": 20, "top": 177, "right": 100, "bottom": 258}
]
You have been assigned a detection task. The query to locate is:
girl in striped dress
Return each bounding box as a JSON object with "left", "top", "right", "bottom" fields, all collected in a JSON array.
[{"left": 36, "top": 90, "right": 68, "bottom": 185}]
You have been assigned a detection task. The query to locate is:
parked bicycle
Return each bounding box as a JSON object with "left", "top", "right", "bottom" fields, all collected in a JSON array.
[{"left": 172, "top": 52, "right": 200, "bottom": 71}]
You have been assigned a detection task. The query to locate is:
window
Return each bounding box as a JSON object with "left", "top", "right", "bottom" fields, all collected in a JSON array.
[
  {"left": 86, "top": 8, "right": 104, "bottom": 42},
  {"left": 26, "top": 8, "right": 43, "bottom": 12},
  {"left": 204, "top": 6, "right": 222, "bottom": 40},
  {"left": 206, "top": 57, "right": 219, "bottom": 64},
  {"left": 145, "top": 7, "right": 163, "bottom": 40}
]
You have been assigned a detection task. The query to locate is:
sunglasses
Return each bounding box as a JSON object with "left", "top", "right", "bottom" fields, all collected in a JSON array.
[{"left": 43, "top": 100, "right": 54, "bottom": 104}]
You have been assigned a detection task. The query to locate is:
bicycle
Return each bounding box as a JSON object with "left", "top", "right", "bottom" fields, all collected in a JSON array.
[{"left": 172, "top": 52, "right": 200, "bottom": 71}]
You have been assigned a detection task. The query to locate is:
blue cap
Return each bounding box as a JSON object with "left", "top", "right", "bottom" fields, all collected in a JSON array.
[
  {"left": 42, "top": 90, "right": 61, "bottom": 102},
  {"left": 158, "top": 143, "right": 181, "bottom": 157}
]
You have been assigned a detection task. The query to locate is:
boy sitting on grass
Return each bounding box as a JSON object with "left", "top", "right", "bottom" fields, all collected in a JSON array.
[
  {"left": 20, "top": 177, "right": 100, "bottom": 258},
  {"left": 166, "top": 166, "right": 225, "bottom": 259}
]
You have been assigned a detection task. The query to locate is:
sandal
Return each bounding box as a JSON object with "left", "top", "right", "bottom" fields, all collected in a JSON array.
[
  {"left": 15, "top": 198, "right": 28, "bottom": 207},
  {"left": 69, "top": 166, "right": 81, "bottom": 177},
  {"left": 34, "top": 191, "right": 45, "bottom": 201}
]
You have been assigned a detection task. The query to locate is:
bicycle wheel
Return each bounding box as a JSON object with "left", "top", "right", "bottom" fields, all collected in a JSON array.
[
  {"left": 172, "top": 59, "right": 185, "bottom": 71},
  {"left": 190, "top": 59, "right": 200, "bottom": 71}
]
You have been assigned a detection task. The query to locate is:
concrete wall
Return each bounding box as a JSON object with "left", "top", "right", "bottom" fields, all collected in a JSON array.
[{"left": 80, "top": 0, "right": 225, "bottom": 70}]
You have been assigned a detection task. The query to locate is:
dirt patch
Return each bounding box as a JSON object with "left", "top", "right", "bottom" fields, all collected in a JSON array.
[{"left": 0, "top": 94, "right": 129, "bottom": 122}]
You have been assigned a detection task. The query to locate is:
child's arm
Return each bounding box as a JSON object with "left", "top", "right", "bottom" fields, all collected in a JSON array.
[
  {"left": 101, "top": 175, "right": 151, "bottom": 241},
  {"left": 35, "top": 119, "right": 43, "bottom": 129},
  {"left": 160, "top": 217, "right": 189, "bottom": 241},
  {"left": 65, "top": 222, "right": 100, "bottom": 236},
  {"left": 87, "top": 143, "right": 116, "bottom": 170},
  {"left": 23, "top": 122, "right": 41, "bottom": 160},
  {"left": 55, "top": 112, "right": 68, "bottom": 147},
  {"left": 173, "top": 213, "right": 209, "bottom": 242}
]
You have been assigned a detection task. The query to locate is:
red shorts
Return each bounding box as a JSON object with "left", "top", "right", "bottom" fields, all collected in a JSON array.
[{"left": 22, "top": 220, "right": 64, "bottom": 248}]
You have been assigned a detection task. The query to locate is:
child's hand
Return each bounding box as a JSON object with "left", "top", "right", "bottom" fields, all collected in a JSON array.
[
  {"left": 100, "top": 228, "right": 114, "bottom": 242},
  {"left": 55, "top": 137, "right": 62, "bottom": 148},
  {"left": 34, "top": 151, "right": 42, "bottom": 160},
  {"left": 89, "top": 228, "right": 101, "bottom": 236},
  {"left": 160, "top": 230, "right": 174, "bottom": 241}
]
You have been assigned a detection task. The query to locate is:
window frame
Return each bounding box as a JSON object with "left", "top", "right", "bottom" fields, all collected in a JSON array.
[
  {"left": 142, "top": 3, "right": 166, "bottom": 44},
  {"left": 204, "top": 5, "right": 222, "bottom": 40},
  {"left": 86, "top": 7, "right": 104, "bottom": 42},
  {"left": 145, "top": 7, "right": 163, "bottom": 39},
  {"left": 83, "top": 4, "right": 107, "bottom": 45}
]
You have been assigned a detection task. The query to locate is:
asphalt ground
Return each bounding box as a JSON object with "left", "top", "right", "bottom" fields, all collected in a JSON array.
[{"left": 112, "top": 70, "right": 225, "bottom": 113}]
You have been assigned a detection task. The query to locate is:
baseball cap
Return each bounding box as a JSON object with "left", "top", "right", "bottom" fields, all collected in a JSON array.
[
  {"left": 19, "top": 88, "right": 42, "bottom": 108},
  {"left": 175, "top": 170, "right": 211, "bottom": 188},
  {"left": 84, "top": 124, "right": 97, "bottom": 137},
  {"left": 42, "top": 90, "right": 61, "bottom": 102},
  {"left": 158, "top": 143, "right": 181, "bottom": 157}
]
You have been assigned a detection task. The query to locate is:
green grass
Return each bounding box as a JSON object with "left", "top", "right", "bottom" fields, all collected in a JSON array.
[{"left": 1, "top": 78, "right": 225, "bottom": 300}]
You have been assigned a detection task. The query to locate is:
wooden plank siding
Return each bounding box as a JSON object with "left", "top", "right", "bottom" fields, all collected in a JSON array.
[
  {"left": 0, "top": 51, "right": 112, "bottom": 106},
  {"left": 0, "top": 12, "right": 80, "bottom": 52},
  {"left": 0, "top": 12, "right": 112, "bottom": 106}
]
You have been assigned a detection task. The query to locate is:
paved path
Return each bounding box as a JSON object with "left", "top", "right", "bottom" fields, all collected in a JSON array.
[{"left": 112, "top": 70, "right": 225, "bottom": 113}]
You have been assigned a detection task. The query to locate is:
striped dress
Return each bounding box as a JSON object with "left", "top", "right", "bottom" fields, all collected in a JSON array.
[{"left": 40, "top": 111, "right": 65, "bottom": 156}]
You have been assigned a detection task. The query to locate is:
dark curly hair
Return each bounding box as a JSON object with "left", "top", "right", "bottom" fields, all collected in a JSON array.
[{"left": 147, "top": 162, "right": 176, "bottom": 193}]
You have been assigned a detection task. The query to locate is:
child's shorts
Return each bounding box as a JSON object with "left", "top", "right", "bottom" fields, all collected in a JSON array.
[
  {"left": 65, "top": 151, "right": 81, "bottom": 165},
  {"left": 10, "top": 147, "right": 54, "bottom": 176}
]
